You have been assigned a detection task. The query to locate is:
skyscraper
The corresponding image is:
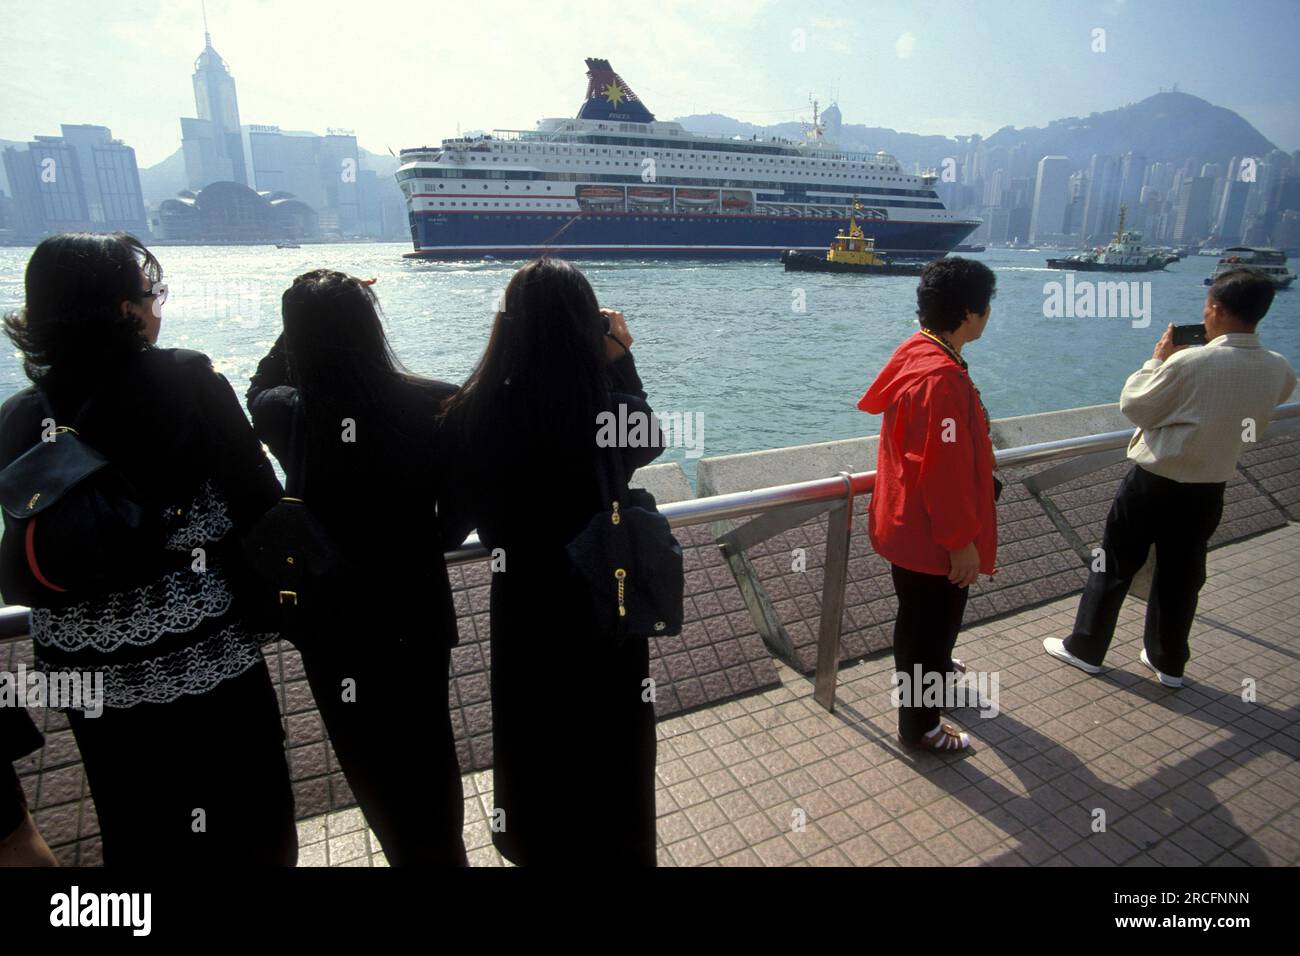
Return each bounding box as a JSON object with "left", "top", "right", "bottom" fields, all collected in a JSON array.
[
  {"left": 1029, "top": 155, "right": 1070, "bottom": 243},
  {"left": 1213, "top": 178, "right": 1250, "bottom": 244},
  {"left": 240, "top": 126, "right": 364, "bottom": 237},
  {"left": 1, "top": 125, "right": 148, "bottom": 239},
  {"left": 1080, "top": 154, "right": 1120, "bottom": 244},
  {"left": 1118, "top": 152, "right": 1146, "bottom": 213},
  {"left": 1173, "top": 176, "right": 1214, "bottom": 245},
  {"left": 180, "top": 23, "right": 247, "bottom": 189}
]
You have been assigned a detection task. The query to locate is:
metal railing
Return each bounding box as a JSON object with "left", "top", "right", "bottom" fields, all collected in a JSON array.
[{"left": 2, "top": 403, "right": 1297, "bottom": 711}]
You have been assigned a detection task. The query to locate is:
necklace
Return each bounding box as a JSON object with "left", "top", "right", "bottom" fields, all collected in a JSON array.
[
  {"left": 918, "top": 327, "right": 991, "bottom": 434},
  {"left": 919, "top": 327, "right": 962, "bottom": 365}
]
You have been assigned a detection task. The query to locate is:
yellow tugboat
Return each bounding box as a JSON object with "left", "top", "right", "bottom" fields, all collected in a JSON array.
[{"left": 782, "top": 216, "right": 926, "bottom": 274}]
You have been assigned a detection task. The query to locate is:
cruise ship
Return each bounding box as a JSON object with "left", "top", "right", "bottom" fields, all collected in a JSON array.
[{"left": 395, "top": 59, "right": 980, "bottom": 260}]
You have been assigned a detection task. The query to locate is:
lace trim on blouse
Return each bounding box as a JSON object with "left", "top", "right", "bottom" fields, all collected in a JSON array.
[
  {"left": 36, "top": 622, "right": 272, "bottom": 710},
  {"left": 164, "top": 478, "right": 234, "bottom": 551},
  {"left": 29, "top": 566, "right": 235, "bottom": 654}
]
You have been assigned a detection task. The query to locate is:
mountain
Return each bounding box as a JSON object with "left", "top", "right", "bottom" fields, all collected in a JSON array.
[
  {"left": 982, "top": 92, "right": 1277, "bottom": 168},
  {"left": 138, "top": 147, "right": 188, "bottom": 204},
  {"left": 674, "top": 113, "right": 955, "bottom": 171},
  {"left": 358, "top": 147, "right": 399, "bottom": 179},
  {"left": 676, "top": 91, "right": 1278, "bottom": 173}
]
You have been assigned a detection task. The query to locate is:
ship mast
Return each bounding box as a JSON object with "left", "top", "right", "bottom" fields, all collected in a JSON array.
[
  {"left": 1114, "top": 205, "right": 1127, "bottom": 244},
  {"left": 805, "top": 95, "right": 823, "bottom": 143}
]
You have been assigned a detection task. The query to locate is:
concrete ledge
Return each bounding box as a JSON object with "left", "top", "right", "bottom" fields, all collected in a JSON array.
[
  {"left": 629, "top": 461, "right": 695, "bottom": 504},
  {"left": 696, "top": 436, "right": 878, "bottom": 497},
  {"left": 991, "top": 403, "right": 1131, "bottom": 450}
]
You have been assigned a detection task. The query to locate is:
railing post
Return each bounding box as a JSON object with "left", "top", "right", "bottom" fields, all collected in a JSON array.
[{"left": 813, "top": 472, "right": 855, "bottom": 712}]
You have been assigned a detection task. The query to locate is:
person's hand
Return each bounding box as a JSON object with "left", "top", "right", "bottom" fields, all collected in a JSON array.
[
  {"left": 948, "top": 542, "right": 980, "bottom": 588},
  {"left": 1153, "top": 324, "right": 1188, "bottom": 362},
  {"left": 601, "top": 308, "right": 632, "bottom": 362}
]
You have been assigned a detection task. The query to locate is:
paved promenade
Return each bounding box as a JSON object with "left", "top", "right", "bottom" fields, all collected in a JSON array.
[{"left": 290, "top": 523, "right": 1299, "bottom": 867}]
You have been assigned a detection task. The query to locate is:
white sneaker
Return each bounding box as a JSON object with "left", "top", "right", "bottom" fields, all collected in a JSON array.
[
  {"left": 1139, "top": 649, "right": 1183, "bottom": 688},
  {"left": 1043, "top": 638, "right": 1103, "bottom": 674}
]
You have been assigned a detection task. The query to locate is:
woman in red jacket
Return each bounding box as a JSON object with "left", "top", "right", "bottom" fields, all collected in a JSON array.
[{"left": 858, "top": 258, "right": 998, "bottom": 752}]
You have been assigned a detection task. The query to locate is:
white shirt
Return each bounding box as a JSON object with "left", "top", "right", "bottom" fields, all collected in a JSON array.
[{"left": 1121, "top": 332, "right": 1297, "bottom": 484}]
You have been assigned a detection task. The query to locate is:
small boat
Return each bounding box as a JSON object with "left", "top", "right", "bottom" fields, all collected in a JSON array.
[
  {"left": 628, "top": 186, "right": 672, "bottom": 206},
  {"left": 1203, "top": 248, "right": 1296, "bottom": 288},
  {"left": 781, "top": 216, "right": 926, "bottom": 275},
  {"left": 954, "top": 244, "right": 985, "bottom": 253},
  {"left": 1046, "top": 207, "right": 1166, "bottom": 272},
  {"left": 675, "top": 188, "right": 720, "bottom": 207},
  {"left": 576, "top": 185, "right": 625, "bottom": 206},
  {"left": 275, "top": 241, "right": 300, "bottom": 249},
  {"left": 721, "top": 189, "right": 753, "bottom": 211}
]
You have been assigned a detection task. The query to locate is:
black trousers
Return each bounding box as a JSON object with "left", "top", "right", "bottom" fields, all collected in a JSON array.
[
  {"left": 303, "top": 629, "right": 467, "bottom": 866},
  {"left": 69, "top": 658, "right": 297, "bottom": 866},
  {"left": 890, "top": 564, "right": 969, "bottom": 743},
  {"left": 488, "top": 571, "right": 657, "bottom": 867},
  {"left": 1064, "top": 465, "right": 1225, "bottom": 678}
]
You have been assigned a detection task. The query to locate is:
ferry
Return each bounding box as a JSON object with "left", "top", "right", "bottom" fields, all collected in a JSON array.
[
  {"left": 1046, "top": 207, "right": 1166, "bottom": 272},
  {"left": 1203, "top": 248, "right": 1296, "bottom": 289},
  {"left": 395, "top": 58, "right": 980, "bottom": 260},
  {"left": 781, "top": 216, "right": 926, "bottom": 275}
]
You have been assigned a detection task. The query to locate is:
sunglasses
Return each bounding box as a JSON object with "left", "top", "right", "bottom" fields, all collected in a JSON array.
[{"left": 140, "top": 281, "right": 169, "bottom": 306}]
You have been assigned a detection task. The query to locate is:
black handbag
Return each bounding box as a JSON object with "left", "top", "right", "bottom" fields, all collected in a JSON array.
[
  {"left": 241, "top": 394, "right": 348, "bottom": 646},
  {"left": 565, "top": 443, "right": 684, "bottom": 641},
  {"left": 0, "top": 387, "right": 163, "bottom": 606}
]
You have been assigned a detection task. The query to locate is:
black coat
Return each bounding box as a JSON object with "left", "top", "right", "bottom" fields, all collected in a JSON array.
[
  {"left": 246, "top": 341, "right": 462, "bottom": 646},
  {"left": 0, "top": 348, "right": 280, "bottom": 545},
  {"left": 0, "top": 347, "right": 296, "bottom": 864},
  {"left": 437, "top": 352, "right": 665, "bottom": 865},
  {"left": 0, "top": 347, "right": 283, "bottom": 704},
  {"left": 246, "top": 342, "right": 469, "bottom": 864}
]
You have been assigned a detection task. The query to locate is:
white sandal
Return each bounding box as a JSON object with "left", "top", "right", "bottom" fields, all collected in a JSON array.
[{"left": 902, "top": 722, "right": 971, "bottom": 752}]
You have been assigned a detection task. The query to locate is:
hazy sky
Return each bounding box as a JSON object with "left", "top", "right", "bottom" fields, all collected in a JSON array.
[{"left": 1, "top": 0, "right": 1297, "bottom": 167}]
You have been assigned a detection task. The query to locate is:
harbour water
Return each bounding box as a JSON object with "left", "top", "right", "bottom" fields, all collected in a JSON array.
[{"left": 2, "top": 243, "right": 1297, "bottom": 481}]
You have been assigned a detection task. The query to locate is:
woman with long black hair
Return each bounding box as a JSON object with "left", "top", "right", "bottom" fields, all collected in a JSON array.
[
  {"left": 246, "top": 270, "right": 467, "bottom": 865},
  {"left": 0, "top": 233, "right": 296, "bottom": 865},
  {"left": 438, "top": 257, "right": 664, "bottom": 865}
]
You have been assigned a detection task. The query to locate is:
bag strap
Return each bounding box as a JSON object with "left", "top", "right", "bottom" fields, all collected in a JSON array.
[
  {"left": 35, "top": 386, "right": 95, "bottom": 435},
  {"left": 593, "top": 398, "right": 634, "bottom": 512},
  {"left": 285, "top": 392, "right": 308, "bottom": 500}
]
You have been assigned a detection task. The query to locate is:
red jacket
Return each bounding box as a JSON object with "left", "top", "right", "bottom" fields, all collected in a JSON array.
[{"left": 858, "top": 332, "right": 997, "bottom": 577}]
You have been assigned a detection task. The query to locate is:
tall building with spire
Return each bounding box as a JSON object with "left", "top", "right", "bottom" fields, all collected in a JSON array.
[{"left": 180, "top": 15, "right": 247, "bottom": 189}]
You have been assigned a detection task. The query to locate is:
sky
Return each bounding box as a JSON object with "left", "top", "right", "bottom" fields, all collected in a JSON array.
[{"left": 1, "top": 0, "right": 1297, "bottom": 167}]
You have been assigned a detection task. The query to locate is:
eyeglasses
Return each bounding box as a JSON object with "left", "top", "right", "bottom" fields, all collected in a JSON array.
[{"left": 140, "top": 281, "right": 169, "bottom": 306}]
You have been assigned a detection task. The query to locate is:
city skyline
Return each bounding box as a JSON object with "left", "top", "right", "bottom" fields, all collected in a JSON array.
[
  {"left": 1, "top": 0, "right": 1298, "bottom": 169},
  {"left": 3, "top": 2, "right": 1297, "bottom": 251}
]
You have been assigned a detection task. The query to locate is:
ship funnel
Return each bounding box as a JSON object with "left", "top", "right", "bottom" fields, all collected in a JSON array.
[{"left": 577, "top": 58, "right": 656, "bottom": 123}]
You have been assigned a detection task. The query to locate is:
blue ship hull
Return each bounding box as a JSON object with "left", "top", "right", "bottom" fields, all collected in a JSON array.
[{"left": 405, "top": 210, "right": 980, "bottom": 261}]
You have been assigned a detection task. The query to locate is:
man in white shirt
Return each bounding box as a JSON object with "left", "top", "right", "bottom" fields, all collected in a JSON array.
[{"left": 1045, "top": 269, "right": 1297, "bottom": 687}]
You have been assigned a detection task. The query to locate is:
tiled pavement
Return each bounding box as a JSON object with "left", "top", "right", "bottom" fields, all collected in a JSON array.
[{"left": 304, "top": 522, "right": 1300, "bottom": 867}]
